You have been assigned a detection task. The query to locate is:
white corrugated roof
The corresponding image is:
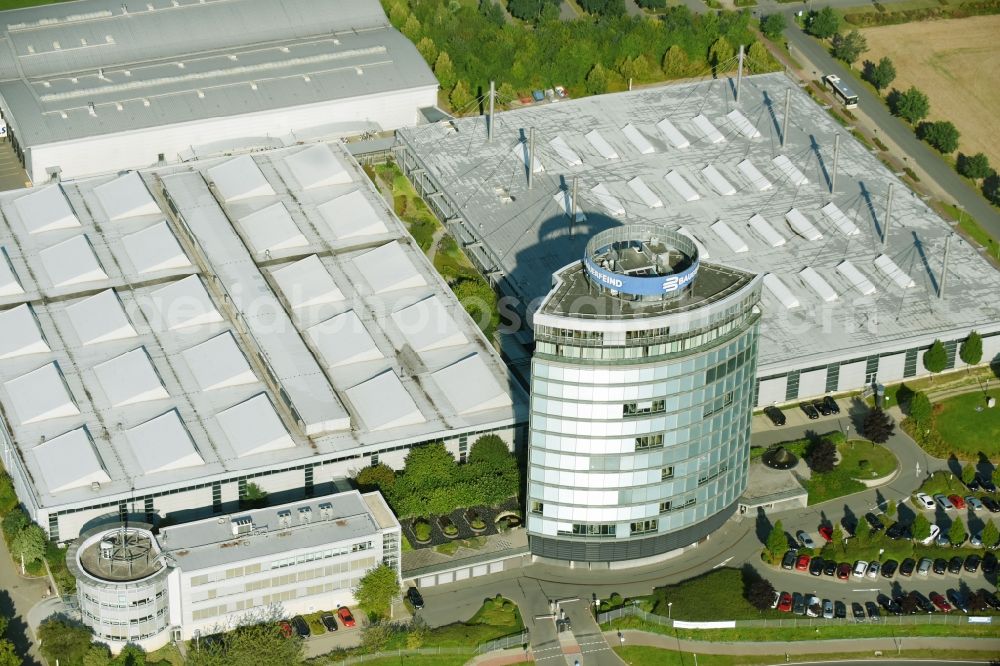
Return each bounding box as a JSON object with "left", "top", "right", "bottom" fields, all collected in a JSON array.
[
  {"left": 0, "top": 248, "right": 24, "bottom": 297},
  {"left": 874, "top": 254, "right": 915, "bottom": 289},
  {"left": 710, "top": 220, "right": 749, "bottom": 253},
  {"left": 237, "top": 202, "right": 308, "bottom": 254},
  {"left": 677, "top": 226, "right": 710, "bottom": 259},
  {"left": 307, "top": 310, "right": 383, "bottom": 367},
  {"left": 656, "top": 117, "right": 689, "bottom": 148},
  {"left": 345, "top": 370, "right": 425, "bottom": 431},
  {"left": 763, "top": 273, "right": 800, "bottom": 309},
  {"left": 772, "top": 154, "right": 808, "bottom": 186},
  {"left": 270, "top": 255, "right": 344, "bottom": 310},
  {"left": 39, "top": 235, "right": 108, "bottom": 288},
  {"left": 748, "top": 214, "right": 786, "bottom": 247},
  {"left": 92, "top": 347, "right": 169, "bottom": 407},
  {"left": 837, "top": 260, "right": 877, "bottom": 296},
  {"left": 13, "top": 185, "right": 80, "bottom": 234},
  {"left": 316, "top": 189, "right": 388, "bottom": 239},
  {"left": 121, "top": 221, "right": 192, "bottom": 274},
  {"left": 126, "top": 409, "right": 205, "bottom": 475},
  {"left": 621, "top": 123, "right": 655, "bottom": 154},
  {"left": 146, "top": 275, "right": 223, "bottom": 331},
  {"left": 511, "top": 141, "right": 544, "bottom": 173},
  {"left": 0, "top": 304, "right": 49, "bottom": 360},
  {"left": 93, "top": 172, "right": 159, "bottom": 221},
  {"left": 216, "top": 393, "right": 295, "bottom": 458},
  {"left": 799, "top": 266, "right": 838, "bottom": 302},
  {"left": 585, "top": 129, "right": 619, "bottom": 160},
  {"left": 548, "top": 136, "right": 583, "bottom": 166},
  {"left": 65, "top": 289, "right": 137, "bottom": 345},
  {"left": 552, "top": 190, "right": 587, "bottom": 222},
  {"left": 665, "top": 170, "right": 700, "bottom": 202},
  {"left": 432, "top": 354, "right": 512, "bottom": 415},
  {"left": 590, "top": 183, "right": 625, "bottom": 216},
  {"left": 821, "top": 202, "right": 860, "bottom": 236},
  {"left": 702, "top": 165, "right": 737, "bottom": 196},
  {"left": 785, "top": 208, "right": 823, "bottom": 241},
  {"left": 726, "top": 109, "right": 761, "bottom": 138},
  {"left": 284, "top": 143, "right": 353, "bottom": 190},
  {"left": 627, "top": 176, "right": 663, "bottom": 208},
  {"left": 692, "top": 114, "right": 725, "bottom": 143},
  {"left": 737, "top": 159, "right": 772, "bottom": 191},
  {"left": 33, "top": 427, "right": 110, "bottom": 493},
  {"left": 3, "top": 362, "right": 80, "bottom": 425},
  {"left": 391, "top": 295, "right": 468, "bottom": 353},
  {"left": 352, "top": 241, "right": 427, "bottom": 294},
  {"left": 181, "top": 332, "right": 257, "bottom": 391},
  {"left": 207, "top": 155, "right": 276, "bottom": 202}
]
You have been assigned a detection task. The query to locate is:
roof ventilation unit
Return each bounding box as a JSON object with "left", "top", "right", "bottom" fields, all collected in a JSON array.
[
  {"left": 319, "top": 502, "right": 333, "bottom": 520},
  {"left": 231, "top": 516, "right": 253, "bottom": 536},
  {"left": 277, "top": 510, "right": 291, "bottom": 528},
  {"left": 298, "top": 506, "right": 312, "bottom": 524}
]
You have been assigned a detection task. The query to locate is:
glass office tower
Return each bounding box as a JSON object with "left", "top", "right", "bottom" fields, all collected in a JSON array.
[{"left": 527, "top": 224, "right": 762, "bottom": 565}]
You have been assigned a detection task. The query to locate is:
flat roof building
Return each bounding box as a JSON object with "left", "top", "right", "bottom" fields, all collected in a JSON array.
[
  {"left": 396, "top": 73, "right": 1000, "bottom": 406},
  {"left": 0, "top": 140, "right": 525, "bottom": 542},
  {"left": 0, "top": 0, "right": 439, "bottom": 183}
]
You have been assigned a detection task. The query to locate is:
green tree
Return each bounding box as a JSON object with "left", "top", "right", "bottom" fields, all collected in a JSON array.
[
  {"left": 807, "top": 7, "right": 839, "bottom": 39},
  {"left": 662, "top": 45, "right": 689, "bottom": 78},
  {"left": 982, "top": 520, "right": 999, "bottom": 549},
  {"left": 747, "top": 577, "right": 776, "bottom": 611},
  {"left": 948, "top": 516, "right": 966, "bottom": 546},
  {"left": 0, "top": 641, "right": 19, "bottom": 666},
  {"left": 11, "top": 523, "right": 46, "bottom": 565},
  {"left": 406, "top": 616, "right": 429, "bottom": 649},
  {"left": 887, "top": 86, "right": 930, "bottom": 124},
  {"left": 468, "top": 434, "right": 512, "bottom": 467},
  {"left": 355, "top": 463, "right": 396, "bottom": 494},
  {"left": 984, "top": 172, "right": 1000, "bottom": 206},
  {"left": 959, "top": 330, "right": 983, "bottom": 367},
  {"left": 360, "top": 620, "right": 395, "bottom": 653},
  {"left": 862, "top": 56, "right": 895, "bottom": 92},
  {"left": 831, "top": 523, "right": 844, "bottom": 547},
  {"left": 957, "top": 153, "right": 991, "bottom": 180},
  {"left": 916, "top": 120, "right": 960, "bottom": 154},
  {"left": 402, "top": 14, "right": 422, "bottom": 41},
  {"left": 637, "top": 0, "right": 667, "bottom": 8},
  {"left": 1, "top": 509, "right": 28, "bottom": 540},
  {"left": 241, "top": 482, "right": 268, "bottom": 509},
  {"left": 112, "top": 644, "right": 146, "bottom": 666},
  {"left": 387, "top": 1, "right": 409, "bottom": 26},
  {"left": 402, "top": 442, "right": 457, "bottom": 491},
  {"left": 708, "top": 36, "right": 735, "bottom": 74},
  {"left": 761, "top": 13, "right": 786, "bottom": 40},
  {"left": 354, "top": 564, "right": 401, "bottom": 619},
  {"left": 585, "top": 63, "right": 611, "bottom": 95},
  {"left": 415, "top": 37, "right": 438, "bottom": 65},
  {"left": 806, "top": 438, "right": 837, "bottom": 473},
  {"left": 912, "top": 513, "right": 931, "bottom": 541},
  {"left": 960, "top": 463, "right": 977, "bottom": 487},
  {"left": 187, "top": 613, "right": 304, "bottom": 666},
  {"left": 855, "top": 514, "right": 872, "bottom": 544},
  {"left": 831, "top": 30, "right": 867, "bottom": 65},
  {"left": 908, "top": 391, "right": 932, "bottom": 424},
  {"left": 479, "top": 0, "right": 506, "bottom": 26},
  {"left": 449, "top": 80, "right": 475, "bottom": 112},
  {"left": 83, "top": 645, "right": 113, "bottom": 666},
  {"left": 765, "top": 520, "right": 787, "bottom": 560},
  {"left": 745, "top": 42, "right": 775, "bottom": 73},
  {"left": 923, "top": 339, "right": 948, "bottom": 377},
  {"left": 862, "top": 407, "right": 894, "bottom": 444},
  {"left": 434, "top": 52, "right": 456, "bottom": 91},
  {"left": 885, "top": 499, "right": 897, "bottom": 520},
  {"left": 497, "top": 82, "right": 518, "bottom": 109},
  {"left": 38, "top": 617, "right": 94, "bottom": 666}
]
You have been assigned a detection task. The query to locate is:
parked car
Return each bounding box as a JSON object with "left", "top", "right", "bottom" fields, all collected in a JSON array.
[
  {"left": 881, "top": 559, "right": 898, "bottom": 578},
  {"left": 823, "top": 560, "right": 837, "bottom": 576},
  {"left": 947, "top": 589, "right": 969, "bottom": 613},
  {"left": 982, "top": 552, "right": 998, "bottom": 575},
  {"left": 866, "top": 561, "right": 880, "bottom": 579},
  {"left": 917, "top": 557, "right": 933, "bottom": 576},
  {"left": 806, "top": 595, "right": 821, "bottom": 617},
  {"left": 853, "top": 560, "right": 868, "bottom": 578},
  {"left": 851, "top": 602, "right": 865, "bottom": 621},
  {"left": 978, "top": 588, "right": 1000, "bottom": 610},
  {"left": 876, "top": 593, "right": 899, "bottom": 615},
  {"left": 933, "top": 558, "right": 948, "bottom": 575},
  {"left": 770, "top": 590, "right": 780, "bottom": 609},
  {"left": 812, "top": 399, "right": 831, "bottom": 416},
  {"left": 911, "top": 592, "right": 934, "bottom": 614},
  {"left": 915, "top": 493, "right": 936, "bottom": 510},
  {"left": 971, "top": 532, "right": 983, "bottom": 548},
  {"left": 978, "top": 475, "right": 997, "bottom": 493},
  {"left": 823, "top": 395, "right": 840, "bottom": 414},
  {"left": 864, "top": 513, "right": 884, "bottom": 531},
  {"left": 934, "top": 494, "right": 954, "bottom": 510},
  {"left": 899, "top": 558, "right": 916, "bottom": 577},
  {"left": 800, "top": 402, "right": 820, "bottom": 420},
  {"left": 797, "top": 530, "right": 816, "bottom": 549},
  {"left": 936, "top": 530, "right": 951, "bottom": 547},
  {"left": 948, "top": 495, "right": 966, "bottom": 509},
  {"left": 920, "top": 524, "right": 941, "bottom": 546},
  {"left": 781, "top": 550, "right": 797, "bottom": 570},
  {"left": 822, "top": 599, "right": 833, "bottom": 619},
  {"left": 320, "top": 614, "right": 338, "bottom": 632},
  {"left": 837, "top": 562, "right": 851, "bottom": 580},
  {"left": 277, "top": 621, "right": 293, "bottom": 639},
  {"left": 337, "top": 607, "right": 356, "bottom": 628},
  {"left": 793, "top": 592, "right": 806, "bottom": 615},
  {"left": 778, "top": 592, "right": 794, "bottom": 612},
  {"left": 964, "top": 554, "right": 981, "bottom": 573},
  {"left": 865, "top": 601, "right": 881, "bottom": 621},
  {"left": 982, "top": 496, "right": 1000, "bottom": 513},
  {"left": 930, "top": 592, "right": 952, "bottom": 613},
  {"left": 406, "top": 586, "right": 425, "bottom": 610},
  {"left": 795, "top": 554, "right": 811, "bottom": 571},
  {"left": 886, "top": 522, "right": 912, "bottom": 540},
  {"left": 809, "top": 556, "right": 824, "bottom": 576},
  {"left": 290, "top": 615, "right": 310, "bottom": 638},
  {"left": 819, "top": 524, "right": 833, "bottom": 542},
  {"left": 834, "top": 600, "right": 847, "bottom": 619},
  {"left": 947, "top": 556, "right": 963, "bottom": 574},
  {"left": 965, "top": 496, "right": 984, "bottom": 512},
  {"left": 763, "top": 406, "right": 786, "bottom": 426}
]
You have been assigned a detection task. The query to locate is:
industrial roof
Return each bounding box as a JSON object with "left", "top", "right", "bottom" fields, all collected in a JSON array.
[
  {"left": 396, "top": 72, "right": 1000, "bottom": 375},
  {"left": 0, "top": 139, "right": 524, "bottom": 513},
  {"left": 0, "top": 0, "right": 438, "bottom": 146}
]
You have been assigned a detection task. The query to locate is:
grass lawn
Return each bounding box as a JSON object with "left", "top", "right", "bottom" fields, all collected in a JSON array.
[
  {"left": 303, "top": 610, "right": 328, "bottom": 636},
  {"left": 933, "top": 390, "right": 1000, "bottom": 458},
  {"left": 838, "top": 440, "right": 897, "bottom": 479},
  {"left": 417, "top": 596, "right": 524, "bottom": 648},
  {"left": 646, "top": 569, "right": 786, "bottom": 621},
  {"left": 146, "top": 643, "right": 184, "bottom": 666},
  {"left": 0, "top": 0, "right": 70, "bottom": 8},
  {"left": 613, "top": 646, "right": 1000, "bottom": 665},
  {"left": 937, "top": 202, "right": 1000, "bottom": 261},
  {"left": 328, "top": 657, "right": 473, "bottom": 666}
]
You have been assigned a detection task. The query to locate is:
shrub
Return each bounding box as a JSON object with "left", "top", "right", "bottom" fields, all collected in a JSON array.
[
  {"left": 806, "top": 438, "right": 838, "bottom": 473},
  {"left": 957, "top": 153, "right": 992, "bottom": 180},
  {"left": 916, "top": 120, "right": 960, "bottom": 154},
  {"left": 413, "top": 520, "right": 432, "bottom": 542},
  {"left": 887, "top": 86, "right": 930, "bottom": 124},
  {"left": 760, "top": 13, "right": 786, "bottom": 39}
]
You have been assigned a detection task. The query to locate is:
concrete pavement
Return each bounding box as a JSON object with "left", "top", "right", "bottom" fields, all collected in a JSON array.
[{"left": 0, "top": 530, "right": 48, "bottom": 666}]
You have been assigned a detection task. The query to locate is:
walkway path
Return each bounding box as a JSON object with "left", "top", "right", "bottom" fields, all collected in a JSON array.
[{"left": 0, "top": 532, "right": 48, "bottom": 666}]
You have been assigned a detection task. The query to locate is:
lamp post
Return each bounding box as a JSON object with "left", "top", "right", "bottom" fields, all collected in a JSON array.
[{"left": 668, "top": 602, "right": 673, "bottom": 619}]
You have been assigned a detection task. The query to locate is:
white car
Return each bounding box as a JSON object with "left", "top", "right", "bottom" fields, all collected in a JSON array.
[
  {"left": 853, "top": 560, "right": 869, "bottom": 578},
  {"left": 920, "top": 524, "right": 941, "bottom": 546},
  {"left": 771, "top": 590, "right": 780, "bottom": 609},
  {"left": 915, "top": 493, "right": 935, "bottom": 510},
  {"left": 806, "top": 595, "right": 821, "bottom": 617},
  {"left": 866, "top": 561, "right": 880, "bottom": 579}
]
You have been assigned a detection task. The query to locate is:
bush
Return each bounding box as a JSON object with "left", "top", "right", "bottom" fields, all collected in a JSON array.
[
  {"left": 413, "top": 519, "right": 432, "bottom": 542},
  {"left": 983, "top": 172, "right": 1000, "bottom": 206},
  {"left": 916, "top": 120, "right": 960, "bottom": 154},
  {"left": 760, "top": 13, "right": 786, "bottom": 39},
  {"left": 807, "top": 7, "right": 840, "bottom": 38},
  {"left": 887, "top": 86, "right": 930, "bottom": 124},
  {"left": 806, "top": 438, "right": 837, "bottom": 473},
  {"left": 957, "top": 153, "right": 992, "bottom": 180}
]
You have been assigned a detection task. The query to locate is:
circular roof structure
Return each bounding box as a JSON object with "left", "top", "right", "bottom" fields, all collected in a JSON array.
[{"left": 583, "top": 224, "right": 699, "bottom": 301}]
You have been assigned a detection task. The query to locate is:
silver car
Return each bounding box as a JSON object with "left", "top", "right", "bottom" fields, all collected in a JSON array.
[
  {"left": 917, "top": 557, "right": 933, "bottom": 576},
  {"left": 934, "top": 494, "right": 954, "bottom": 510},
  {"left": 965, "top": 496, "right": 984, "bottom": 511},
  {"left": 866, "top": 561, "right": 880, "bottom": 579},
  {"left": 797, "top": 530, "right": 816, "bottom": 549},
  {"left": 822, "top": 599, "right": 834, "bottom": 619}
]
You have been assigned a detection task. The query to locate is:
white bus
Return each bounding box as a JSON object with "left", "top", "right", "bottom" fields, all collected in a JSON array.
[{"left": 822, "top": 74, "right": 859, "bottom": 109}]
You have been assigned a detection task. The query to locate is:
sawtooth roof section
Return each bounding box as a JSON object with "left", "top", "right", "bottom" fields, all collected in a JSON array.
[
  {"left": 237, "top": 202, "right": 308, "bottom": 255},
  {"left": 627, "top": 177, "right": 663, "bottom": 208},
  {"left": 772, "top": 154, "right": 808, "bottom": 186},
  {"left": 93, "top": 171, "right": 159, "bottom": 221},
  {"left": 65, "top": 289, "right": 137, "bottom": 345},
  {"left": 0, "top": 248, "right": 24, "bottom": 297},
  {"left": 665, "top": 170, "right": 700, "bottom": 202},
  {"left": 799, "top": 266, "right": 838, "bottom": 302},
  {"left": 621, "top": 124, "right": 655, "bottom": 154},
  {"left": 3, "top": 362, "right": 80, "bottom": 425},
  {"left": 181, "top": 331, "right": 257, "bottom": 391},
  {"left": 207, "top": 155, "right": 276, "bottom": 202},
  {"left": 737, "top": 159, "right": 772, "bottom": 191},
  {"left": 874, "top": 254, "right": 915, "bottom": 289},
  {"left": 126, "top": 409, "right": 204, "bottom": 476},
  {"left": 270, "top": 255, "right": 344, "bottom": 310},
  {"left": 345, "top": 370, "right": 425, "bottom": 431},
  {"left": 585, "top": 130, "right": 619, "bottom": 160},
  {"left": 38, "top": 235, "right": 108, "bottom": 288},
  {"left": 12, "top": 185, "right": 80, "bottom": 234},
  {"left": 821, "top": 202, "right": 860, "bottom": 237},
  {"left": 32, "top": 427, "right": 110, "bottom": 494},
  {"left": 316, "top": 189, "right": 388, "bottom": 240},
  {"left": 92, "top": 347, "right": 169, "bottom": 407},
  {"left": 146, "top": 275, "right": 223, "bottom": 331},
  {"left": 762, "top": 273, "right": 800, "bottom": 309},
  {"left": 552, "top": 190, "right": 587, "bottom": 222},
  {"left": 710, "top": 220, "right": 749, "bottom": 253},
  {"left": 215, "top": 393, "right": 295, "bottom": 458},
  {"left": 692, "top": 114, "right": 725, "bottom": 143},
  {"left": 701, "top": 165, "right": 737, "bottom": 196},
  {"left": 284, "top": 143, "right": 353, "bottom": 190},
  {"left": 0, "top": 304, "right": 49, "bottom": 360},
  {"left": 726, "top": 110, "right": 761, "bottom": 138},
  {"left": 352, "top": 241, "right": 426, "bottom": 294},
  {"left": 590, "top": 183, "right": 625, "bottom": 216},
  {"left": 306, "top": 310, "right": 383, "bottom": 368},
  {"left": 748, "top": 214, "right": 786, "bottom": 247},
  {"left": 391, "top": 295, "right": 468, "bottom": 353},
  {"left": 432, "top": 354, "right": 512, "bottom": 415},
  {"left": 121, "top": 221, "right": 191, "bottom": 274},
  {"left": 785, "top": 208, "right": 823, "bottom": 241},
  {"left": 656, "top": 117, "right": 689, "bottom": 149},
  {"left": 837, "top": 260, "right": 877, "bottom": 296},
  {"left": 548, "top": 136, "right": 583, "bottom": 166},
  {"left": 512, "top": 141, "right": 544, "bottom": 173}
]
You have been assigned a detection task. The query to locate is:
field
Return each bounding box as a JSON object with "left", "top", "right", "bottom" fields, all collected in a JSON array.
[
  {"left": 860, "top": 16, "right": 1000, "bottom": 166},
  {"left": 933, "top": 390, "right": 1000, "bottom": 457}
]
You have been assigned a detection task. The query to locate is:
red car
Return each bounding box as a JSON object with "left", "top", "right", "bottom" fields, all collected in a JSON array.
[
  {"left": 777, "top": 592, "right": 793, "bottom": 612},
  {"left": 277, "top": 621, "right": 293, "bottom": 638},
  {"left": 929, "top": 593, "right": 952, "bottom": 613},
  {"left": 836, "top": 562, "right": 851, "bottom": 580},
  {"left": 948, "top": 495, "right": 966, "bottom": 509},
  {"left": 795, "top": 554, "right": 811, "bottom": 571},
  {"left": 818, "top": 525, "right": 833, "bottom": 542},
  {"left": 337, "top": 606, "right": 356, "bottom": 628}
]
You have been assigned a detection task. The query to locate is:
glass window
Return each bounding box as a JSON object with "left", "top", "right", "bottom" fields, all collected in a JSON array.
[
  {"left": 630, "top": 519, "right": 658, "bottom": 535},
  {"left": 661, "top": 466, "right": 674, "bottom": 480}
]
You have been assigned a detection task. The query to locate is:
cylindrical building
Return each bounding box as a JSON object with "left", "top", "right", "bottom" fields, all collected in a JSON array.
[{"left": 527, "top": 224, "right": 762, "bottom": 565}]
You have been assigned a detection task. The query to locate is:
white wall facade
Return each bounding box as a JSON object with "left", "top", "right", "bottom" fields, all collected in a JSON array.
[
  {"left": 798, "top": 368, "right": 827, "bottom": 399},
  {"left": 756, "top": 376, "right": 787, "bottom": 405}
]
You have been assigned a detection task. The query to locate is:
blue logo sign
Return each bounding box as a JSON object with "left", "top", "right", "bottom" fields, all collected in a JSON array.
[{"left": 583, "top": 257, "right": 698, "bottom": 296}]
